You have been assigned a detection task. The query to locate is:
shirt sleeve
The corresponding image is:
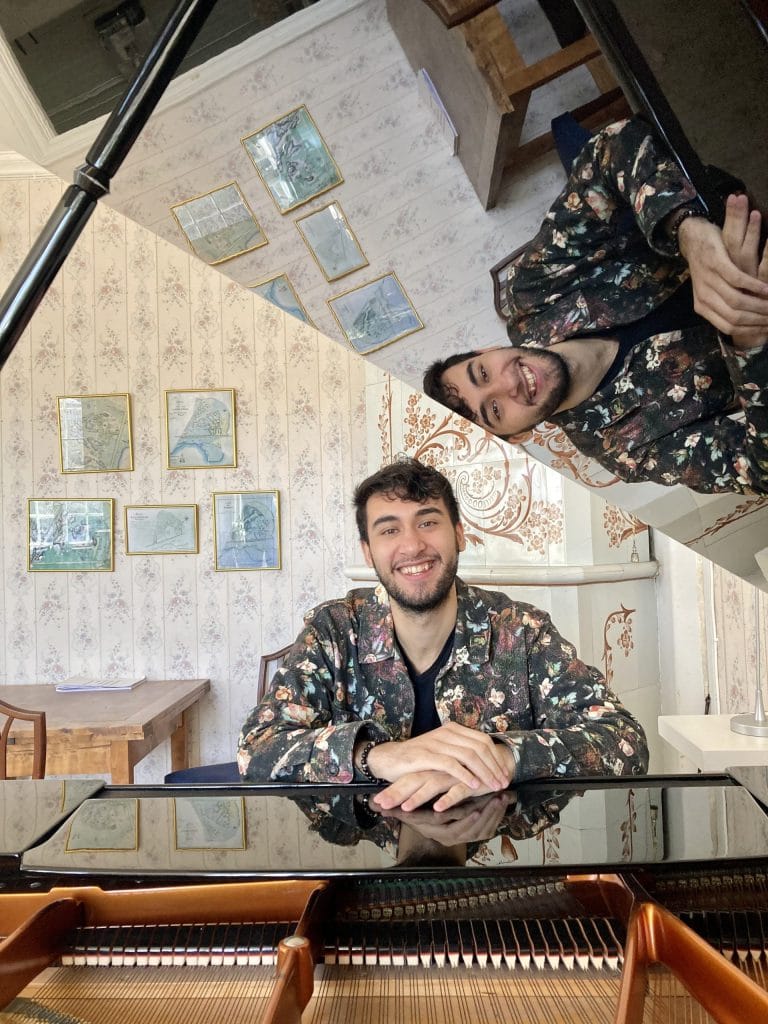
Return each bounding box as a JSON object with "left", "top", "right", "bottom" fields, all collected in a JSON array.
[
  {"left": 236, "top": 618, "right": 388, "bottom": 784},
  {"left": 603, "top": 338, "right": 768, "bottom": 493},
  {"left": 506, "top": 117, "right": 701, "bottom": 345},
  {"left": 493, "top": 613, "right": 649, "bottom": 782}
]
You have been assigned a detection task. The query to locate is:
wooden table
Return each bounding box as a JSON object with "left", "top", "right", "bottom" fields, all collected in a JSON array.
[{"left": 2, "top": 679, "right": 210, "bottom": 783}]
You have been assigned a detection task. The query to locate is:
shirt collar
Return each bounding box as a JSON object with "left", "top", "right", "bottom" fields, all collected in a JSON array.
[{"left": 356, "top": 578, "right": 492, "bottom": 667}]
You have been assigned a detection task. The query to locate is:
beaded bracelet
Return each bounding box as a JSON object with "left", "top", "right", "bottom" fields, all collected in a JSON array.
[
  {"left": 358, "top": 739, "right": 383, "bottom": 783},
  {"left": 668, "top": 206, "right": 707, "bottom": 253}
]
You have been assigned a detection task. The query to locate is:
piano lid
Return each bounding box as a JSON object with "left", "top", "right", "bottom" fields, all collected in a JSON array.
[
  {"left": 0, "top": 779, "right": 104, "bottom": 864},
  {"left": 16, "top": 776, "right": 768, "bottom": 878}
]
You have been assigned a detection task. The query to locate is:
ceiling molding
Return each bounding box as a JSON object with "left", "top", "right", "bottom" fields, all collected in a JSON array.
[{"left": 0, "top": 0, "right": 370, "bottom": 174}]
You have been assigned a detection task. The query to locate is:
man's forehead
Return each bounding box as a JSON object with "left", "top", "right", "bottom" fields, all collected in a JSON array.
[{"left": 366, "top": 491, "right": 449, "bottom": 521}]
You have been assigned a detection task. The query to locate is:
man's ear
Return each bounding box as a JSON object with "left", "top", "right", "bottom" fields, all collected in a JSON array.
[
  {"left": 360, "top": 539, "right": 374, "bottom": 568},
  {"left": 456, "top": 522, "right": 466, "bottom": 553}
]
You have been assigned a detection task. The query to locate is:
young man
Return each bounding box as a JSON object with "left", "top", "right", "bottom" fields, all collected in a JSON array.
[
  {"left": 423, "top": 118, "right": 768, "bottom": 494},
  {"left": 237, "top": 459, "right": 647, "bottom": 812}
]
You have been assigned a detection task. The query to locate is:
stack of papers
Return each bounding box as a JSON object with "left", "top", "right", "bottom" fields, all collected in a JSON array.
[{"left": 55, "top": 675, "right": 146, "bottom": 693}]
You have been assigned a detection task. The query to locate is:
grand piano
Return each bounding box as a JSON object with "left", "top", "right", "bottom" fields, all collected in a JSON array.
[
  {"left": 2, "top": 3, "right": 768, "bottom": 1024},
  {"left": 2, "top": 773, "right": 768, "bottom": 1022}
]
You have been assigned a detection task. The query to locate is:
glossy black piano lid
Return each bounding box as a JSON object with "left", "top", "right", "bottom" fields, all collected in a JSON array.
[
  {"left": 8, "top": 775, "right": 768, "bottom": 881},
  {"left": 576, "top": 0, "right": 768, "bottom": 220}
]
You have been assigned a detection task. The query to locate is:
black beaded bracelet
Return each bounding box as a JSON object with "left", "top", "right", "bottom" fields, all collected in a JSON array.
[
  {"left": 668, "top": 206, "right": 708, "bottom": 252},
  {"left": 358, "top": 739, "right": 383, "bottom": 783}
]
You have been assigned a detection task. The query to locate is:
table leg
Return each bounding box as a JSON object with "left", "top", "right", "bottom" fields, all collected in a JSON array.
[
  {"left": 170, "top": 709, "right": 190, "bottom": 773},
  {"left": 109, "top": 741, "right": 134, "bottom": 784}
]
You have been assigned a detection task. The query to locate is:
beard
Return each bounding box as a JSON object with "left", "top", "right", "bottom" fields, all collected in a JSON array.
[
  {"left": 372, "top": 547, "right": 460, "bottom": 614},
  {"left": 526, "top": 348, "right": 572, "bottom": 423}
]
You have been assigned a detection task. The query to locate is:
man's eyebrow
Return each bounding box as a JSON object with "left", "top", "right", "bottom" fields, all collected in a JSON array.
[
  {"left": 370, "top": 506, "right": 445, "bottom": 530},
  {"left": 464, "top": 361, "right": 488, "bottom": 426}
]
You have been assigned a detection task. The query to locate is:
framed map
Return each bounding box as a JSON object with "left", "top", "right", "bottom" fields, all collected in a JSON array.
[
  {"left": 165, "top": 388, "right": 237, "bottom": 470},
  {"left": 295, "top": 201, "right": 368, "bottom": 282},
  {"left": 213, "top": 490, "right": 281, "bottom": 571},
  {"left": 241, "top": 105, "right": 342, "bottom": 214},
  {"left": 170, "top": 182, "right": 267, "bottom": 265},
  {"left": 174, "top": 796, "right": 246, "bottom": 851},
  {"left": 66, "top": 798, "right": 138, "bottom": 851},
  {"left": 28, "top": 498, "right": 114, "bottom": 572},
  {"left": 125, "top": 504, "right": 198, "bottom": 555},
  {"left": 247, "top": 273, "right": 313, "bottom": 324},
  {"left": 57, "top": 393, "right": 133, "bottom": 473},
  {"left": 328, "top": 272, "right": 423, "bottom": 354}
]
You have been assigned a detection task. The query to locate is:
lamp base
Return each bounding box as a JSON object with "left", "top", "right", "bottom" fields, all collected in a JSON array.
[{"left": 730, "top": 713, "right": 768, "bottom": 737}]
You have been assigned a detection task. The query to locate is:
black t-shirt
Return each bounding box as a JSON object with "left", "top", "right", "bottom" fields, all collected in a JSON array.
[
  {"left": 399, "top": 629, "right": 455, "bottom": 736},
  {"left": 586, "top": 278, "right": 704, "bottom": 391}
]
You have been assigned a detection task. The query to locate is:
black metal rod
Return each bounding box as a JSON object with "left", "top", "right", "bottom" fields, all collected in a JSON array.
[{"left": 0, "top": 0, "right": 220, "bottom": 368}]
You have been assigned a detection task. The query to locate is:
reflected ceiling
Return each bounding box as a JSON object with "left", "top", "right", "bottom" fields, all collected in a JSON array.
[{"left": 0, "top": 0, "right": 321, "bottom": 133}]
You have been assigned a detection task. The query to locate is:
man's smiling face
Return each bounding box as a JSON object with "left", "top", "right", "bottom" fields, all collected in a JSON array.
[
  {"left": 360, "top": 492, "right": 465, "bottom": 614},
  {"left": 440, "top": 346, "right": 571, "bottom": 437}
]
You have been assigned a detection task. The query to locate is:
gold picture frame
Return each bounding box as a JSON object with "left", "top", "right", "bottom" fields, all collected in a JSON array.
[
  {"left": 241, "top": 105, "right": 343, "bottom": 214},
  {"left": 295, "top": 201, "right": 368, "bottom": 283},
  {"left": 124, "top": 504, "right": 199, "bottom": 555},
  {"left": 247, "top": 273, "right": 314, "bottom": 325},
  {"left": 170, "top": 182, "right": 267, "bottom": 265},
  {"left": 328, "top": 272, "right": 424, "bottom": 354},
  {"left": 164, "top": 388, "right": 237, "bottom": 470},
  {"left": 57, "top": 393, "right": 133, "bottom": 474},
  {"left": 28, "top": 498, "right": 114, "bottom": 572},
  {"left": 212, "top": 490, "right": 281, "bottom": 571}
]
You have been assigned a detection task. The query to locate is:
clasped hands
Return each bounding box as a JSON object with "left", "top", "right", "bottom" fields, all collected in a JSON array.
[
  {"left": 679, "top": 194, "right": 768, "bottom": 349},
  {"left": 362, "top": 721, "right": 515, "bottom": 814}
]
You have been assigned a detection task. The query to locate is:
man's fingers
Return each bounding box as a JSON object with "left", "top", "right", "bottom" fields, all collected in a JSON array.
[{"left": 722, "top": 193, "right": 751, "bottom": 262}]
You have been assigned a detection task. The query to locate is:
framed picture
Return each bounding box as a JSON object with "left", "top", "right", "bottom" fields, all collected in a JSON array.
[
  {"left": 170, "top": 182, "right": 267, "bottom": 265},
  {"left": 213, "top": 490, "right": 281, "bottom": 571},
  {"left": 28, "top": 498, "right": 114, "bottom": 572},
  {"left": 328, "top": 272, "right": 423, "bottom": 354},
  {"left": 174, "top": 796, "right": 246, "bottom": 851},
  {"left": 247, "top": 273, "right": 313, "bottom": 325},
  {"left": 66, "top": 798, "right": 138, "bottom": 852},
  {"left": 125, "top": 504, "right": 198, "bottom": 555},
  {"left": 165, "top": 388, "right": 237, "bottom": 470},
  {"left": 241, "top": 105, "right": 343, "bottom": 214},
  {"left": 57, "top": 393, "right": 133, "bottom": 474},
  {"left": 295, "top": 201, "right": 368, "bottom": 282}
]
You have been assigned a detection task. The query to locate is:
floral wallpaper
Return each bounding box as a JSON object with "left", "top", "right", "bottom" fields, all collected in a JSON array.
[{"left": 0, "top": 171, "right": 367, "bottom": 780}]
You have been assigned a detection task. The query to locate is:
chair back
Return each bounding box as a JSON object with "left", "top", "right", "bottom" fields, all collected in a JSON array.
[
  {"left": 256, "top": 644, "right": 293, "bottom": 704},
  {"left": 0, "top": 700, "right": 47, "bottom": 779}
]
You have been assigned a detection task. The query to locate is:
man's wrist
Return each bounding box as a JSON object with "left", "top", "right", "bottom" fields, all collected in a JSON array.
[{"left": 671, "top": 206, "right": 709, "bottom": 258}]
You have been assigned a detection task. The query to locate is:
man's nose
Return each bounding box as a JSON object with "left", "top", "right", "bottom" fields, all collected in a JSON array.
[{"left": 399, "top": 525, "right": 427, "bottom": 552}]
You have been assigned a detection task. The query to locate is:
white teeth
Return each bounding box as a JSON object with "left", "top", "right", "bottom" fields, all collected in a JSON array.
[
  {"left": 521, "top": 365, "right": 537, "bottom": 399},
  {"left": 400, "top": 562, "right": 432, "bottom": 575}
]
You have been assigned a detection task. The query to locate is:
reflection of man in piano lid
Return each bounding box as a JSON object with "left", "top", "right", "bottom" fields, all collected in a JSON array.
[
  {"left": 288, "top": 787, "right": 578, "bottom": 869},
  {"left": 237, "top": 459, "right": 648, "bottom": 821},
  {"left": 423, "top": 118, "right": 768, "bottom": 495}
]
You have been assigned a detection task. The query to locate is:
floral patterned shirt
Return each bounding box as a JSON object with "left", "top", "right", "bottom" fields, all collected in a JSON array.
[
  {"left": 506, "top": 117, "right": 768, "bottom": 494},
  {"left": 237, "top": 580, "right": 648, "bottom": 786}
]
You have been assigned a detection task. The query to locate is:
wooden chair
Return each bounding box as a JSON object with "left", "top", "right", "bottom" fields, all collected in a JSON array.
[
  {"left": 256, "top": 643, "right": 293, "bottom": 704},
  {"left": 163, "top": 642, "right": 294, "bottom": 784},
  {"left": 0, "top": 699, "right": 46, "bottom": 779}
]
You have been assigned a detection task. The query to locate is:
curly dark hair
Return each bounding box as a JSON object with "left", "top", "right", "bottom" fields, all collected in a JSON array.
[
  {"left": 422, "top": 351, "right": 478, "bottom": 423},
  {"left": 353, "top": 458, "right": 460, "bottom": 542}
]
